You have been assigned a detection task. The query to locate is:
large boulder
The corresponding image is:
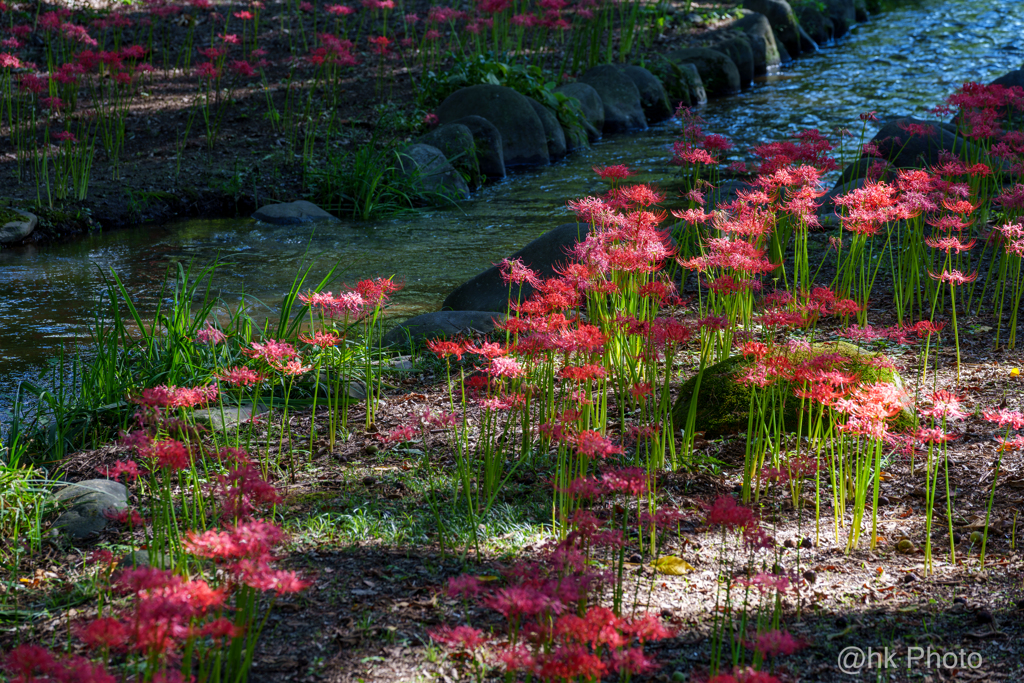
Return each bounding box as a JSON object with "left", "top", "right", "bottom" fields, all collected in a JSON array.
[
  {"left": 648, "top": 58, "right": 707, "bottom": 109},
  {"left": 0, "top": 208, "right": 38, "bottom": 244},
  {"left": 716, "top": 34, "right": 755, "bottom": 88},
  {"left": 442, "top": 222, "right": 591, "bottom": 312},
  {"left": 450, "top": 115, "right": 505, "bottom": 179},
  {"left": 672, "top": 341, "right": 912, "bottom": 438},
  {"left": 579, "top": 64, "right": 648, "bottom": 134},
  {"left": 397, "top": 144, "right": 470, "bottom": 200},
  {"left": 866, "top": 117, "right": 973, "bottom": 169},
  {"left": 853, "top": 0, "right": 868, "bottom": 21},
  {"left": 667, "top": 48, "right": 741, "bottom": 98},
  {"left": 796, "top": 2, "right": 833, "bottom": 45},
  {"left": 731, "top": 10, "right": 784, "bottom": 71},
  {"left": 527, "top": 97, "right": 567, "bottom": 160},
  {"left": 616, "top": 64, "right": 673, "bottom": 123},
  {"left": 383, "top": 310, "right": 506, "bottom": 348},
  {"left": 436, "top": 85, "right": 550, "bottom": 167},
  {"left": 742, "top": 0, "right": 804, "bottom": 57},
  {"left": 555, "top": 82, "right": 604, "bottom": 142},
  {"left": 418, "top": 123, "right": 481, "bottom": 188},
  {"left": 252, "top": 200, "right": 338, "bottom": 225},
  {"left": 822, "top": 0, "right": 857, "bottom": 37},
  {"left": 51, "top": 479, "right": 129, "bottom": 540}
]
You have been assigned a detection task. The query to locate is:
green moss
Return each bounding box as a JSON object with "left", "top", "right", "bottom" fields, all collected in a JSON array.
[
  {"left": 672, "top": 341, "right": 913, "bottom": 438},
  {"left": 0, "top": 208, "right": 26, "bottom": 224}
]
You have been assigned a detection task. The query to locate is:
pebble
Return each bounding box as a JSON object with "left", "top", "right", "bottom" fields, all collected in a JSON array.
[
  {"left": 976, "top": 609, "right": 994, "bottom": 625},
  {"left": 903, "top": 572, "right": 920, "bottom": 584},
  {"left": 953, "top": 597, "right": 967, "bottom": 605},
  {"left": 802, "top": 570, "right": 817, "bottom": 584},
  {"left": 835, "top": 615, "right": 849, "bottom": 628},
  {"left": 362, "top": 476, "right": 377, "bottom": 487},
  {"left": 628, "top": 553, "right": 643, "bottom": 564},
  {"left": 783, "top": 538, "right": 795, "bottom": 548},
  {"left": 800, "top": 538, "right": 813, "bottom": 549}
]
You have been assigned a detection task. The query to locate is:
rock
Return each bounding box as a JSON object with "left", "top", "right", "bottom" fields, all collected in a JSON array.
[
  {"left": 118, "top": 548, "right": 172, "bottom": 568},
  {"left": 418, "top": 123, "right": 481, "bottom": 187},
  {"left": 796, "top": 3, "right": 833, "bottom": 45},
  {"left": 450, "top": 115, "right": 506, "bottom": 179},
  {"left": 730, "top": 11, "right": 784, "bottom": 72},
  {"left": 822, "top": 0, "right": 857, "bottom": 38},
  {"left": 867, "top": 117, "right": 975, "bottom": 170},
  {"left": 252, "top": 200, "right": 338, "bottom": 225},
  {"left": 193, "top": 404, "right": 269, "bottom": 431},
  {"left": 436, "top": 84, "right": 550, "bottom": 167},
  {"left": 555, "top": 82, "right": 604, "bottom": 142},
  {"left": 0, "top": 208, "right": 38, "bottom": 245},
  {"left": 51, "top": 479, "right": 129, "bottom": 540},
  {"left": 650, "top": 57, "right": 708, "bottom": 109},
  {"left": 527, "top": 97, "right": 567, "bottom": 160},
  {"left": 742, "top": 0, "right": 804, "bottom": 57},
  {"left": 563, "top": 123, "right": 590, "bottom": 154},
  {"left": 672, "top": 341, "right": 912, "bottom": 438},
  {"left": 717, "top": 35, "right": 755, "bottom": 88},
  {"left": 615, "top": 64, "right": 673, "bottom": 123},
  {"left": 678, "top": 63, "right": 708, "bottom": 106},
  {"left": 798, "top": 24, "right": 819, "bottom": 53},
  {"left": 579, "top": 64, "right": 648, "bottom": 134},
  {"left": 443, "top": 222, "right": 591, "bottom": 312},
  {"left": 667, "top": 47, "right": 741, "bottom": 98},
  {"left": 853, "top": 0, "right": 867, "bottom": 22},
  {"left": 991, "top": 68, "right": 1024, "bottom": 89},
  {"left": 382, "top": 310, "right": 506, "bottom": 348},
  {"left": 397, "top": 143, "right": 470, "bottom": 200}
]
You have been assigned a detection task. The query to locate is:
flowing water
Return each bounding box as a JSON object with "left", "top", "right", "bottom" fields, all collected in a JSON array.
[{"left": 1, "top": 0, "right": 1022, "bottom": 415}]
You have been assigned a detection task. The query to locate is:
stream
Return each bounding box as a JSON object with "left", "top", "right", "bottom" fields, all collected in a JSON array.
[{"left": 0, "top": 0, "right": 1021, "bottom": 419}]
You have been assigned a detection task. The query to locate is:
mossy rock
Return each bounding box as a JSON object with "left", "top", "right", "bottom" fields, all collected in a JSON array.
[{"left": 672, "top": 341, "right": 913, "bottom": 438}]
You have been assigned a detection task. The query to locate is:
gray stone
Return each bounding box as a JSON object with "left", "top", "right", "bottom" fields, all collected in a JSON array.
[
  {"left": 579, "top": 64, "right": 648, "bottom": 134},
  {"left": 383, "top": 311, "right": 506, "bottom": 348},
  {"left": 555, "top": 82, "right": 604, "bottom": 141},
  {"left": 527, "top": 98, "right": 567, "bottom": 160},
  {"left": 678, "top": 63, "right": 708, "bottom": 106},
  {"left": 418, "top": 123, "right": 480, "bottom": 187},
  {"left": 822, "top": 0, "right": 857, "bottom": 38},
  {"left": 442, "top": 223, "right": 590, "bottom": 312},
  {"left": 0, "top": 208, "right": 38, "bottom": 245},
  {"left": 730, "top": 11, "right": 783, "bottom": 72},
  {"left": 867, "top": 117, "right": 975, "bottom": 170},
  {"left": 193, "top": 404, "right": 269, "bottom": 431},
  {"left": 397, "top": 143, "right": 470, "bottom": 200},
  {"left": 253, "top": 200, "right": 338, "bottom": 225},
  {"left": 668, "top": 48, "right": 741, "bottom": 98},
  {"left": 796, "top": 3, "right": 832, "bottom": 45},
  {"left": 450, "top": 115, "right": 506, "bottom": 179},
  {"left": 51, "top": 479, "right": 129, "bottom": 540},
  {"left": 854, "top": 0, "right": 868, "bottom": 22},
  {"left": 437, "top": 85, "right": 549, "bottom": 167},
  {"left": 742, "top": 0, "right": 804, "bottom": 57},
  {"left": 717, "top": 35, "right": 755, "bottom": 88},
  {"left": 616, "top": 64, "right": 673, "bottom": 123}
]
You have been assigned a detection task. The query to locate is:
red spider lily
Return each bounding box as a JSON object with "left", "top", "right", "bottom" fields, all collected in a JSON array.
[
  {"left": 572, "top": 430, "right": 622, "bottom": 458},
  {"left": 230, "top": 59, "right": 256, "bottom": 77},
  {"left": 558, "top": 364, "right": 606, "bottom": 382},
  {"left": 216, "top": 366, "right": 265, "bottom": 386},
  {"left": 426, "top": 338, "right": 466, "bottom": 360},
  {"left": 196, "top": 323, "right": 227, "bottom": 345},
  {"left": 130, "top": 382, "right": 218, "bottom": 409},
  {"left": 446, "top": 574, "right": 483, "bottom": 599},
  {"left": 184, "top": 519, "right": 286, "bottom": 562},
  {"left": 2, "top": 645, "right": 116, "bottom": 683},
  {"left": 369, "top": 35, "right": 391, "bottom": 55},
  {"left": 428, "top": 625, "right": 488, "bottom": 651},
  {"left": 749, "top": 629, "right": 805, "bottom": 657},
  {"left": 982, "top": 408, "right": 1024, "bottom": 430},
  {"left": 382, "top": 424, "right": 417, "bottom": 444},
  {"left": 78, "top": 617, "right": 130, "bottom": 650},
  {"left": 927, "top": 269, "right": 978, "bottom": 285},
  {"left": 592, "top": 164, "right": 632, "bottom": 180},
  {"left": 355, "top": 277, "right": 401, "bottom": 307},
  {"left": 704, "top": 496, "right": 756, "bottom": 530},
  {"left": 216, "top": 464, "right": 280, "bottom": 519},
  {"left": 601, "top": 467, "right": 647, "bottom": 495},
  {"left": 299, "top": 330, "right": 341, "bottom": 347},
  {"left": 916, "top": 427, "right": 959, "bottom": 444},
  {"left": 244, "top": 339, "right": 297, "bottom": 365},
  {"left": 486, "top": 356, "right": 526, "bottom": 378},
  {"left": 467, "top": 340, "right": 506, "bottom": 359},
  {"left": 103, "top": 508, "right": 145, "bottom": 526},
  {"left": 484, "top": 585, "right": 563, "bottom": 619},
  {"left": 919, "top": 390, "right": 967, "bottom": 421},
  {"left": 735, "top": 571, "right": 791, "bottom": 594},
  {"left": 499, "top": 257, "right": 542, "bottom": 287},
  {"left": 102, "top": 459, "right": 141, "bottom": 483}
]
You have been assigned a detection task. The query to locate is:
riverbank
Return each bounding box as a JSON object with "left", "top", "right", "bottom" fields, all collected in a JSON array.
[{"left": 0, "top": 0, "right": 885, "bottom": 246}]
